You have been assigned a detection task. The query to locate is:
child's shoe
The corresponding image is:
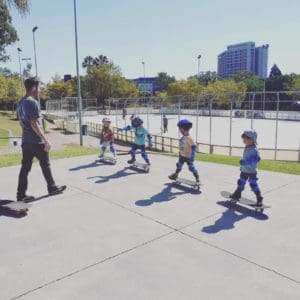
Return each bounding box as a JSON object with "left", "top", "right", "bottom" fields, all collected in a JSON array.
[
  {"left": 256, "top": 194, "right": 263, "bottom": 207},
  {"left": 230, "top": 189, "right": 241, "bottom": 201},
  {"left": 168, "top": 173, "right": 178, "bottom": 181},
  {"left": 127, "top": 158, "right": 136, "bottom": 164}
]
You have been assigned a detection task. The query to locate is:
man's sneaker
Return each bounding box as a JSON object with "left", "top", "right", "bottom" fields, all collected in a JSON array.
[
  {"left": 49, "top": 185, "right": 67, "bottom": 196},
  {"left": 230, "top": 189, "right": 241, "bottom": 201},
  {"left": 146, "top": 160, "right": 151, "bottom": 166},
  {"left": 98, "top": 153, "right": 104, "bottom": 158},
  {"left": 127, "top": 158, "right": 136, "bottom": 164},
  {"left": 17, "top": 195, "right": 35, "bottom": 202},
  {"left": 168, "top": 173, "right": 178, "bottom": 181},
  {"left": 256, "top": 195, "right": 263, "bottom": 207}
]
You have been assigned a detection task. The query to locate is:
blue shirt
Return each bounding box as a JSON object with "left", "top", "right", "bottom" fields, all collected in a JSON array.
[
  {"left": 124, "top": 126, "right": 151, "bottom": 145},
  {"left": 240, "top": 145, "right": 260, "bottom": 174},
  {"left": 17, "top": 96, "right": 43, "bottom": 144}
]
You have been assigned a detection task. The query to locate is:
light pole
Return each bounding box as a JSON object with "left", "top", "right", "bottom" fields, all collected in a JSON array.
[
  {"left": 197, "top": 54, "right": 201, "bottom": 78},
  {"left": 17, "top": 48, "right": 22, "bottom": 78},
  {"left": 73, "top": 0, "right": 83, "bottom": 146},
  {"left": 32, "top": 26, "right": 38, "bottom": 77}
]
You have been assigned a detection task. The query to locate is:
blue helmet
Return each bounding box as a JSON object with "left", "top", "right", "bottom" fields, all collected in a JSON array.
[
  {"left": 177, "top": 119, "right": 192, "bottom": 130},
  {"left": 131, "top": 116, "right": 143, "bottom": 128}
]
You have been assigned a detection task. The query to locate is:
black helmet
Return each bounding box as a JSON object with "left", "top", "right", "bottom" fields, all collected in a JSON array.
[{"left": 131, "top": 116, "right": 143, "bottom": 128}]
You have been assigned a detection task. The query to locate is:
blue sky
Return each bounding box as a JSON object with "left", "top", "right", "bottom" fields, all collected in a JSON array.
[{"left": 3, "top": 0, "right": 300, "bottom": 83}]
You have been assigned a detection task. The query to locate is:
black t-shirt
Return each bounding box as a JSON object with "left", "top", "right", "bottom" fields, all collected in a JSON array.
[{"left": 17, "top": 96, "right": 43, "bottom": 144}]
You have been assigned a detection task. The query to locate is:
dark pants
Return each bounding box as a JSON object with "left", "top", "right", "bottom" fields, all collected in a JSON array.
[
  {"left": 17, "top": 143, "right": 56, "bottom": 197},
  {"left": 175, "top": 155, "right": 198, "bottom": 178},
  {"left": 237, "top": 172, "right": 261, "bottom": 194},
  {"left": 130, "top": 144, "right": 149, "bottom": 161}
]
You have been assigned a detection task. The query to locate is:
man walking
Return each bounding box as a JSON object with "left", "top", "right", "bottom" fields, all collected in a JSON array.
[{"left": 17, "top": 77, "right": 66, "bottom": 201}]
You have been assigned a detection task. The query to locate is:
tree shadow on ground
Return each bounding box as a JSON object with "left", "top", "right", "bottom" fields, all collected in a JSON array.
[{"left": 202, "top": 200, "right": 269, "bottom": 234}]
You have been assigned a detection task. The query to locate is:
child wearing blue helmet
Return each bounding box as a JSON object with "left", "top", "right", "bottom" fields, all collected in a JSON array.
[
  {"left": 230, "top": 130, "right": 263, "bottom": 207},
  {"left": 169, "top": 119, "right": 199, "bottom": 182},
  {"left": 120, "top": 116, "right": 152, "bottom": 165}
]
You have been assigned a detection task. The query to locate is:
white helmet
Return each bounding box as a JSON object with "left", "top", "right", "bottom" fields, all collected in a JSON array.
[{"left": 102, "top": 117, "right": 111, "bottom": 123}]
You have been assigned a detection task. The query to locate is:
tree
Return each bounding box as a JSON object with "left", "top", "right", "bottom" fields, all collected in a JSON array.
[
  {"left": 6, "top": 76, "right": 23, "bottom": 101},
  {"left": 82, "top": 55, "right": 109, "bottom": 69},
  {"left": 0, "top": 0, "right": 29, "bottom": 61},
  {"left": 269, "top": 64, "right": 282, "bottom": 77},
  {"left": 189, "top": 71, "right": 218, "bottom": 86},
  {"left": 0, "top": 74, "right": 8, "bottom": 100},
  {"left": 47, "top": 80, "right": 75, "bottom": 99},
  {"left": 22, "top": 62, "right": 32, "bottom": 78},
  {"left": 205, "top": 80, "right": 247, "bottom": 107},
  {"left": 232, "top": 71, "right": 264, "bottom": 92},
  {"left": 167, "top": 79, "right": 204, "bottom": 96},
  {"left": 156, "top": 72, "right": 176, "bottom": 91}
]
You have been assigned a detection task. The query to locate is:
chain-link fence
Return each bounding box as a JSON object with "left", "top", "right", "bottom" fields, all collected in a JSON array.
[{"left": 45, "top": 91, "right": 300, "bottom": 161}]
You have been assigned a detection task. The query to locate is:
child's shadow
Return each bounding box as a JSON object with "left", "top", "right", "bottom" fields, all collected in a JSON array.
[
  {"left": 135, "top": 183, "right": 186, "bottom": 206},
  {"left": 88, "top": 167, "right": 136, "bottom": 184},
  {"left": 202, "top": 200, "right": 268, "bottom": 234}
]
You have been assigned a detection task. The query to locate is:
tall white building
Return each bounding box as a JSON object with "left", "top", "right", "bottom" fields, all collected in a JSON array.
[{"left": 218, "top": 42, "right": 269, "bottom": 79}]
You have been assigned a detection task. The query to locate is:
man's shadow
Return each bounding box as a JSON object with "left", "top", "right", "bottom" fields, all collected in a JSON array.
[
  {"left": 87, "top": 167, "right": 137, "bottom": 184},
  {"left": 202, "top": 200, "right": 269, "bottom": 234},
  {"left": 135, "top": 183, "right": 188, "bottom": 206}
]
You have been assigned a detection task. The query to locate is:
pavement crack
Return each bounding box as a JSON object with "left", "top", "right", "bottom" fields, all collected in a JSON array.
[
  {"left": 177, "top": 230, "right": 300, "bottom": 286},
  {"left": 11, "top": 230, "right": 175, "bottom": 300}
]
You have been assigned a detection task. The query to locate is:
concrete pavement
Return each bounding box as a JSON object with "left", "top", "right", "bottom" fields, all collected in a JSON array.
[{"left": 0, "top": 153, "right": 299, "bottom": 299}]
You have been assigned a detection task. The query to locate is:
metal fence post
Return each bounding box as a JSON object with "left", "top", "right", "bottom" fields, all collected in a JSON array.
[
  {"left": 274, "top": 92, "right": 280, "bottom": 160},
  {"left": 208, "top": 97, "right": 213, "bottom": 154},
  {"left": 178, "top": 97, "right": 181, "bottom": 139},
  {"left": 229, "top": 96, "right": 233, "bottom": 156},
  {"left": 196, "top": 95, "right": 199, "bottom": 145},
  {"left": 115, "top": 100, "right": 118, "bottom": 128},
  {"left": 251, "top": 92, "right": 255, "bottom": 130},
  {"left": 147, "top": 98, "right": 150, "bottom": 132}
]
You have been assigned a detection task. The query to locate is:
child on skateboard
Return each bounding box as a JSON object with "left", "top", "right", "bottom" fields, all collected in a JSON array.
[
  {"left": 119, "top": 116, "right": 152, "bottom": 165},
  {"left": 230, "top": 130, "right": 264, "bottom": 207},
  {"left": 169, "top": 119, "right": 200, "bottom": 182},
  {"left": 99, "top": 117, "right": 116, "bottom": 159}
]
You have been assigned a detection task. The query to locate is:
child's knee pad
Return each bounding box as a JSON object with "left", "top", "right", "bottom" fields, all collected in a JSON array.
[
  {"left": 101, "top": 146, "right": 106, "bottom": 152},
  {"left": 249, "top": 178, "right": 260, "bottom": 193},
  {"left": 237, "top": 177, "right": 246, "bottom": 190},
  {"left": 130, "top": 148, "right": 136, "bottom": 157},
  {"left": 176, "top": 161, "right": 184, "bottom": 171},
  {"left": 110, "top": 145, "right": 115, "bottom": 154}
]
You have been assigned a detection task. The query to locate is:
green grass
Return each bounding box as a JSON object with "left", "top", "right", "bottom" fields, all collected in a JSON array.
[
  {"left": 0, "top": 111, "right": 22, "bottom": 137},
  {"left": 0, "top": 128, "right": 8, "bottom": 147},
  {"left": 194, "top": 153, "right": 300, "bottom": 175},
  {"left": 163, "top": 152, "right": 300, "bottom": 175},
  {"left": 0, "top": 144, "right": 99, "bottom": 168}
]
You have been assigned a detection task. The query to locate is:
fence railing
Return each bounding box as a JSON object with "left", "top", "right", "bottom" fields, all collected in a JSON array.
[{"left": 45, "top": 91, "right": 300, "bottom": 162}]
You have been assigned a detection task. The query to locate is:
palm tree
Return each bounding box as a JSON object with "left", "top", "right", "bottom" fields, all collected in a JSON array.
[
  {"left": 4, "top": 0, "right": 29, "bottom": 15},
  {"left": 82, "top": 56, "right": 94, "bottom": 68}
]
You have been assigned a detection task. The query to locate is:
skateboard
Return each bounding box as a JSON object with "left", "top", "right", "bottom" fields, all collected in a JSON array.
[
  {"left": 221, "top": 191, "right": 270, "bottom": 213},
  {"left": 98, "top": 156, "right": 117, "bottom": 165},
  {"left": 173, "top": 177, "right": 201, "bottom": 191},
  {"left": 0, "top": 201, "right": 32, "bottom": 214},
  {"left": 130, "top": 161, "right": 150, "bottom": 173}
]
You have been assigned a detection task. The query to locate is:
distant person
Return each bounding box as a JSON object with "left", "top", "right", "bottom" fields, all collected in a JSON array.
[
  {"left": 163, "top": 114, "right": 168, "bottom": 133},
  {"left": 122, "top": 108, "right": 127, "bottom": 120},
  {"left": 99, "top": 117, "right": 116, "bottom": 159},
  {"left": 229, "top": 130, "right": 264, "bottom": 207},
  {"left": 16, "top": 77, "right": 66, "bottom": 202}
]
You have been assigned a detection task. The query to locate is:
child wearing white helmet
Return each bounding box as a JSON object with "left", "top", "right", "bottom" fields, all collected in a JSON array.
[
  {"left": 99, "top": 117, "right": 116, "bottom": 159},
  {"left": 230, "top": 130, "right": 263, "bottom": 207}
]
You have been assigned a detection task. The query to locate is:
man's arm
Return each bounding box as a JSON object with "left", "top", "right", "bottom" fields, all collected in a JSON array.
[{"left": 30, "top": 119, "right": 51, "bottom": 152}]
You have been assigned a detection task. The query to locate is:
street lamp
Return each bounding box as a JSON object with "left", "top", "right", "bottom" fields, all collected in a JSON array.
[
  {"left": 197, "top": 54, "right": 201, "bottom": 78},
  {"left": 32, "top": 26, "right": 38, "bottom": 77},
  {"left": 73, "top": 0, "right": 83, "bottom": 146},
  {"left": 17, "top": 48, "right": 22, "bottom": 78}
]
